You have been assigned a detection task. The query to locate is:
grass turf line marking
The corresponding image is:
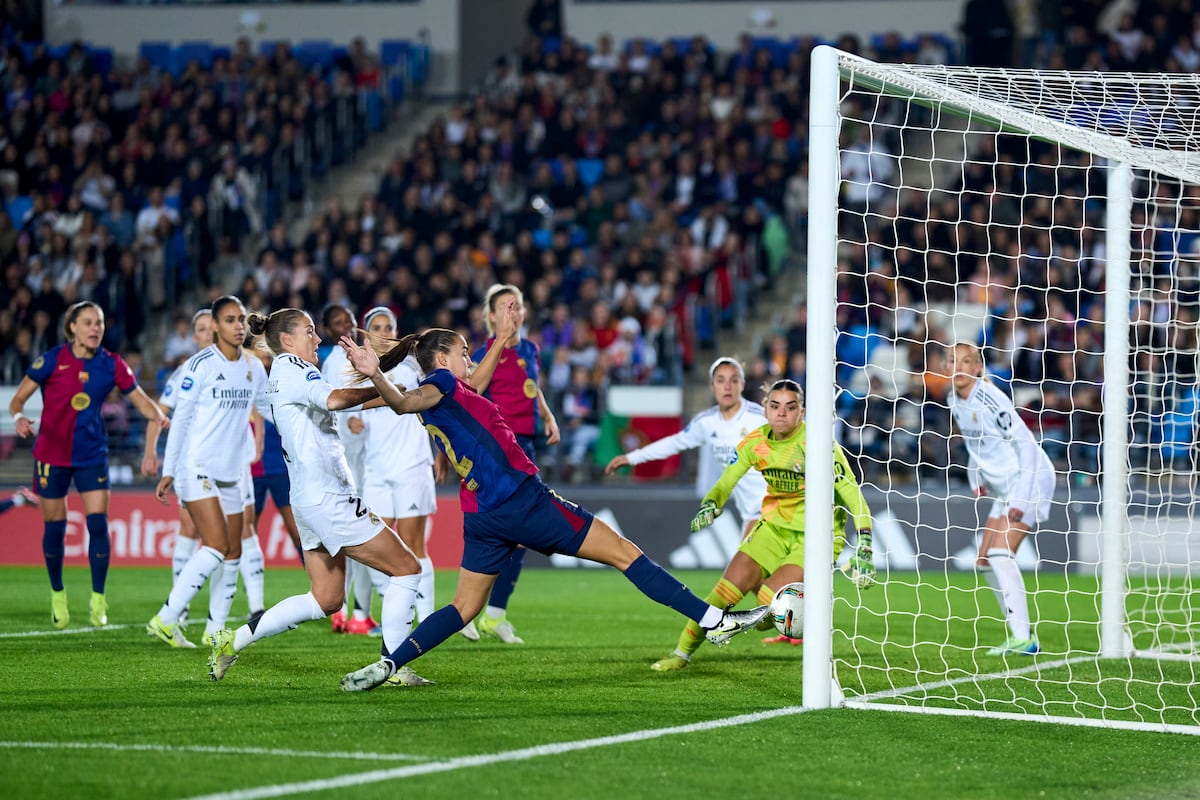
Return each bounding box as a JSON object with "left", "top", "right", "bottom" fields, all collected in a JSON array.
[
  {"left": 183, "top": 706, "right": 812, "bottom": 800},
  {"left": 0, "top": 615, "right": 250, "bottom": 638},
  {"left": 845, "top": 702, "right": 1200, "bottom": 736},
  {"left": 852, "top": 654, "right": 1089, "bottom": 702},
  {"left": 0, "top": 741, "right": 431, "bottom": 762}
]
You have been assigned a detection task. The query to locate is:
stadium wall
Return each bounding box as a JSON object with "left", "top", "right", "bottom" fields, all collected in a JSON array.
[
  {"left": 41, "top": 0, "right": 463, "bottom": 95},
  {"left": 563, "top": 0, "right": 964, "bottom": 48}
]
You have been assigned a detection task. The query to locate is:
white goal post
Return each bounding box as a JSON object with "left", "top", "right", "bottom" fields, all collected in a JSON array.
[{"left": 805, "top": 45, "right": 1200, "bottom": 733}]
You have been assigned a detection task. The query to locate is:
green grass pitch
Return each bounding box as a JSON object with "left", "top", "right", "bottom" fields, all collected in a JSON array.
[{"left": 1, "top": 565, "right": 1198, "bottom": 799}]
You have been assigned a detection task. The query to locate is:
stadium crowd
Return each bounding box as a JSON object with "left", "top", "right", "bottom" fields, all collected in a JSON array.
[{"left": 4, "top": 0, "right": 1199, "bottom": 485}]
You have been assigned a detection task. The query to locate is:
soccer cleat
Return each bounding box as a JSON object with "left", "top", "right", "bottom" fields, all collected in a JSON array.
[
  {"left": 761, "top": 634, "right": 803, "bottom": 645},
  {"left": 89, "top": 593, "right": 108, "bottom": 627},
  {"left": 704, "top": 605, "right": 771, "bottom": 648},
  {"left": 385, "top": 666, "right": 436, "bottom": 687},
  {"left": 51, "top": 589, "right": 69, "bottom": 629},
  {"left": 147, "top": 614, "right": 195, "bottom": 649},
  {"left": 345, "top": 616, "right": 378, "bottom": 636},
  {"left": 459, "top": 619, "right": 480, "bottom": 641},
  {"left": 651, "top": 654, "right": 690, "bottom": 671},
  {"left": 207, "top": 629, "right": 238, "bottom": 681},
  {"left": 330, "top": 609, "right": 348, "bottom": 633},
  {"left": 201, "top": 630, "right": 216, "bottom": 647},
  {"left": 341, "top": 659, "right": 394, "bottom": 692},
  {"left": 478, "top": 615, "right": 524, "bottom": 644},
  {"left": 987, "top": 635, "right": 1040, "bottom": 656}
]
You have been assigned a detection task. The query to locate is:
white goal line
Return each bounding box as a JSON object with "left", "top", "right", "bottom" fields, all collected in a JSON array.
[{"left": 844, "top": 701, "right": 1200, "bottom": 737}]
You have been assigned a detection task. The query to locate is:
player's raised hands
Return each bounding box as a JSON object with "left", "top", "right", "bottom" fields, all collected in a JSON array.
[
  {"left": 493, "top": 295, "right": 521, "bottom": 343},
  {"left": 340, "top": 334, "right": 380, "bottom": 378}
]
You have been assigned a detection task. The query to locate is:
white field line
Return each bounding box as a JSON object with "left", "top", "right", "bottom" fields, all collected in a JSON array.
[
  {"left": 182, "top": 706, "right": 813, "bottom": 800},
  {"left": 0, "top": 616, "right": 249, "bottom": 638},
  {"left": 0, "top": 741, "right": 431, "bottom": 762},
  {"left": 851, "top": 653, "right": 1092, "bottom": 702},
  {"left": 845, "top": 702, "right": 1200, "bottom": 736}
]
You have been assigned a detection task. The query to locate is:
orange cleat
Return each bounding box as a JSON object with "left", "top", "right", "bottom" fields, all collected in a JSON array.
[
  {"left": 330, "top": 609, "right": 348, "bottom": 633},
  {"left": 345, "top": 616, "right": 379, "bottom": 635},
  {"left": 761, "top": 634, "right": 803, "bottom": 645}
]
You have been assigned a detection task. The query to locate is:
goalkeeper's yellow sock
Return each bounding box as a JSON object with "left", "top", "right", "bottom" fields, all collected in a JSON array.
[
  {"left": 673, "top": 578, "right": 745, "bottom": 658},
  {"left": 756, "top": 585, "right": 774, "bottom": 604}
]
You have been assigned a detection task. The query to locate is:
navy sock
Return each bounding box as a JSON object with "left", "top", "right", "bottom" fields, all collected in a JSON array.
[
  {"left": 623, "top": 554, "right": 710, "bottom": 624},
  {"left": 488, "top": 548, "right": 526, "bottom": 610},
  {"left": 43, "top": 519, "right": 67, "bottom": 592},
  {"left": 87, "top": 514, "right": 110, "bottom": 594},
  {"left": 0, "top": 498, "right": 13, "bottom": 515},
  {"left": 385, "top": 605, "right": 465, "bottom": 667}
]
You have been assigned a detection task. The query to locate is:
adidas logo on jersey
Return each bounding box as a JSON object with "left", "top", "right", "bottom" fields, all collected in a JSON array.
[
  {"left": 408, "top": 503, "right": 419, "bottom": 511},
  {"left": 216, "top": 373, "right": 226, "bottom": 381}
]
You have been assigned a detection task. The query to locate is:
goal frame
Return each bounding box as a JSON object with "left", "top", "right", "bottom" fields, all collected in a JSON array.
[{"left": 802, "top": 45, "right": 1195, "bottom": 732}]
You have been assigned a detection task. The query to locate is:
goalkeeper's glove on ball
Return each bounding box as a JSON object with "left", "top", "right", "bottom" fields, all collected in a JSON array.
[
  {"left": 845, "top": 530, "right": 876, "bottom": 589},
  {"left": 690, "top": 500, "right": 722, "bottom": 533}
]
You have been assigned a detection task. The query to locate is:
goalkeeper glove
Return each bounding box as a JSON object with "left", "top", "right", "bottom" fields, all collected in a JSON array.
[
  {"left": 690, "top": 500, "right": 722, "bottom": 533},
  {"left": 844, "top": 530, "right": 876, "bottom": 589}
]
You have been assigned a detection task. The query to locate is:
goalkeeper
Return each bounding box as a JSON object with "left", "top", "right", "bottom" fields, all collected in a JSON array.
[{"left": 652, "top": 378, "right": 875, "bottom": 671}]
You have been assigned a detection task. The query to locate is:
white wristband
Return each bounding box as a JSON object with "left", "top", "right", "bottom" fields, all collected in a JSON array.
[{"left": 12, "top": 412, "right": 27, "bottom": 424}]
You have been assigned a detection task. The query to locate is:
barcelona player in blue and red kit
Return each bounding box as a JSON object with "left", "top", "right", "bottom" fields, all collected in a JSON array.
[
  {"left": 336, "top": 300, "right": 770, "bottom": 691},
  {"left": 467, "top": 284, "right": 561, "bottom": 643},
  {"left": 9, "top": 301, "right": 168, "bottom": 629}
]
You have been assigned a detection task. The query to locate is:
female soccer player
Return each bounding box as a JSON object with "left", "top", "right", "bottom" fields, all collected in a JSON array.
[
  {"left": 9, "top": 300, "right": 168, "bottom": 628},
  {"left": 207, "top": 308, "right": 426, "bottom": 685},
  {"left": 245, "top": 333, "right": 303, "bottom": 561},
  {"left": 359, "top": 306, "right": 439, "bottom": 626},
  {"left": 650, "top": 379, "right": 875, "bottom": 671},
  {"left": 141, "top": 308, "right": 214, "bottom": 645},
  {"left": 147, "top": 295, "right": 267, "bottom": 648},
  {"left": 948, "top": 342, "right": 1055, "bottom": 656},
  {"left": 466, "top": 283, "right": 561, "bottom": 644},
  {"left": 336, "top": 304, "right": 770, "bottom": 692},
  {"left": 603, "top": 357, "right": 781, "bottom": 641}
]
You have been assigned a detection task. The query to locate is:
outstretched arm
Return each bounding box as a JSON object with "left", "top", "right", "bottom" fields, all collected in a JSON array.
[
  {"left": 8, "top": 377, "right": 39, "bottom": 439},
  {"left": 340, "top": 335, "right": 444, "bottom": 414},
  {"left": 468, "top": 297, "right": 522, "bottom": 392}
]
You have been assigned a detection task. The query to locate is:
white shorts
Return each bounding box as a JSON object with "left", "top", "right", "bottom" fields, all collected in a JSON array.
[
  {"left": 293, "top": 492, "right": 386, "bottom": 555},
  {"left": 988, "top": 466, "right": 1055, "bottom": 528},
  {"left": 177, "top": 471, "right": 245, "bottom": 515},
  {"left": 362, "top": 463, "right": 436, "bottom": 519}
]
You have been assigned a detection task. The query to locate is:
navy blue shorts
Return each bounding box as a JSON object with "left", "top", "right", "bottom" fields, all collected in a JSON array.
[
  {"left": 254, "top": 472, "right": 292, "bottom": 514},
  {"left": 462, "top": 477, "right": 593, "bottom": 574},
  {"left": 35, "top": 460, "right": 109, "bottom": 499}
]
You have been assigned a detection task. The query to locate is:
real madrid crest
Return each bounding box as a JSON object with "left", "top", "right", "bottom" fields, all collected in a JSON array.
[
  {"left": 246, "top": 370, "right": 252, "bottom": 381},
  {"left": 202, "top": 478, "right": 212, "bottom": 491}
]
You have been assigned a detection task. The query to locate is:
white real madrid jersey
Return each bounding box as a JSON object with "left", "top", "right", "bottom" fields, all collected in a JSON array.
[
  {"left": 163, "top": 345, "right": 267, "bottom": 483},
  {"left": 361, "top": 354, "right": 433, "bottom": 471},
  {"left": 159, "top": 365, "right": 184, "bottom": 411},
  {"left": 626, "top": 399, "right": 770, "bottom": 518},
  {"left": 266, "top": 352, "right": 356, "bottom": 506},
  {"left": 948, "top": 379, "right": 1054, "bottom": 498}
]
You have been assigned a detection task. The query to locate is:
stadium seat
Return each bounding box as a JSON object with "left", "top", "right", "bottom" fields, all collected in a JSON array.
[
  {"left": 139, "top": 41, "right": 172, "bottom": 73},
  {"left": 532, "top": 229, "right": 553, "bottom": 249},
  {"left": 90, "top": 47, "right": 114, "bottom": 77},
  {"left": 296, "top": 40, "right": 334, "bottom": 70},
  {"left": 542, "top": 37, "right": 561, "bottom": 54},
  {"left": 380, "top": 39, "right": 410, "bottom": 67},
  {"left": 5, "top": 196, "right": 32, "bottom": 226},
  {"left": 20, "top": 41, "right": 38, "bottom": 64},
  {"left": 177, "top": 41, "right": 214, "bottom": 71},
  {"left": 576, "top": 158, "right": 603, "bottom": 189},
  {"left": 212, "top": 46, "right": 232, "bottom": 62}
]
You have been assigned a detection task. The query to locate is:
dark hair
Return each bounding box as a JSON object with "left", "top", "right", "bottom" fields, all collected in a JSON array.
[
  {"left": 376, "top": 327, "right": 463, "bottom": 375},
  {"left": 248, "top": 308, "right": 311, "bottom": 355},
  {"left": 764, "top": 378, "right": 804, "bottom": 405},
  {"left": 63, "top": 300, "right": 104, "bottom": 342},
  {"left": 322, "top": 304, "right": 355, "bottom": 328},
  {"left": 211, "top": 294, "right": 245, "bottom": 318}
]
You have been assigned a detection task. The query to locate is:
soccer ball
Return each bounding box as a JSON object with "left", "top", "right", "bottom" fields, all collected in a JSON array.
[{"left": 770, "top": 583, "right": 805, "bottom": 639}]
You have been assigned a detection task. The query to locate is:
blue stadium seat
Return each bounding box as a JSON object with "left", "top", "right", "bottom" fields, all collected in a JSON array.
[
  {"left": 6, "top": 196, "right": 32, "bottom": 226},
  {"left": 576, "top": 158, "right": 603, "bottom": 189},
  {"left": 177, "top": 41, "right": 214, "bottom": 71},
  {"left": 139, "top": 41, "right": 172, "bottom": 72},
  {"left": 532, "top": 229, "right": 553, "bottom": 249},
  {"left": 212, "top": 46, "right": 232, "bottom": 62},
  {"left": 90, "top": 47, "right": 114, "bottom": 77},
  {"left": 296, "top": 40, "right": 334, "bottom": 70},
  {"left": 20, "top": 42, "right": 38, "bottom": 63},
  {"left": 380, "top": 39, "right": 410, "bottom": 67},
  {"left": 259, "top": 40, "right": 284, "bottom": 58},
  {"left": 542, "top": 37, "right": 561, "bottom": 54}
]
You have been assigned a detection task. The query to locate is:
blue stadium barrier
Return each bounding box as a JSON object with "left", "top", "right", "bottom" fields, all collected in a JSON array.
[
  {"left": 139, "top": 41, "right": 172, "bottom": 72},
  {"left": 91, "top": 47, "right": 114, "bottom": 77},
  {"left": 177, "top": 41, "right": 214, "bottom": 71},
  {"left": 20, "top": 42, "right": 38, "bottom": 63},
  {"left": 212, "top": 46, "right": 232, "bottom": 62},
  {"left": 380, "top": 39, "right": 410, "bottom": 67},
  {"left": 542, "top": 36, "right": 561, "bottom": 54},
  {"left": 296, "top": 40, "right": 334, "bottom": 70}
]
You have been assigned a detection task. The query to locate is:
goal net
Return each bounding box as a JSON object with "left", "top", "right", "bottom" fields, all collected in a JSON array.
[{"left": 804, "top": 47, "right": 1200, "bottom": 733}]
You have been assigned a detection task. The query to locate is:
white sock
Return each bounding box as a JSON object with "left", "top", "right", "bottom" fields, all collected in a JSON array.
[
  {"left": 380, "top": 574, "right": 420, "bottom": 653},
  {"left": 171, "top": 536, "right": 198, "bottom": 584},
  {"left": 416, "top": 556, "right": 435, "bottom": 624},
  {"left": 982, "top": 564, "right": 1006, "bottom": 617},
  {"left": 233, "top": 591, "right": 324, "bottom": 651},
  {"left": 987, "top": 548, "right": 1031, "bottom": 641},
  {"left": 159, "top": 546, "right": 223, "bottom": 625},
  {"left": 207, "top": 557, "right": 241, "bottom": 633},
  {"left": 239, "top": 535, "right": 265, "bottom": 614},
  {"left": 368, "top": 564, "right": 390, "bottom": 599},
  {"left": 699, "top": 606, "right": 724, "bottom": 629},
  {"left": 485, "top": 605, "right": 506, "bottom": 620}
]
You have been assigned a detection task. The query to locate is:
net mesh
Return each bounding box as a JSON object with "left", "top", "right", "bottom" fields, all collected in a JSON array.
[{"left": 827, "top": 51, "right": 1200, "bottom": 729}]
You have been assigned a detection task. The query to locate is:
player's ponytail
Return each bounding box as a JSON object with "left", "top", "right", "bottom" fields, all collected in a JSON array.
[
  {"left": 248, "top": 308, "right": 309, "bottom": 355},
  {"left": 376, "top": 332, "right": 422, "bottom": 374}
]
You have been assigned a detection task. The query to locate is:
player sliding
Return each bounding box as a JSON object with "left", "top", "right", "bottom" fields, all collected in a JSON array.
[
  {"left": 948, "top": 342, "right": 1054, "bottom": 656},
  {"left": 651, "top": 379, "right": 876, "bottom": 671},
  {"left": 337, "top": 298, "right": 769, "bottom": 692}
]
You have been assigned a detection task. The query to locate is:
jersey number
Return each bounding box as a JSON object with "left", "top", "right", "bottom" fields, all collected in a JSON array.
[{"left": 425, "top": 424, "right": 475, "bottom": 479}]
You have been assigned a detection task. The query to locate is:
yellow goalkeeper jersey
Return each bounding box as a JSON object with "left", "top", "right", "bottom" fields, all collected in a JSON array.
[{"left": 702, "top": 422, "right": 872, "bottom": 536}]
